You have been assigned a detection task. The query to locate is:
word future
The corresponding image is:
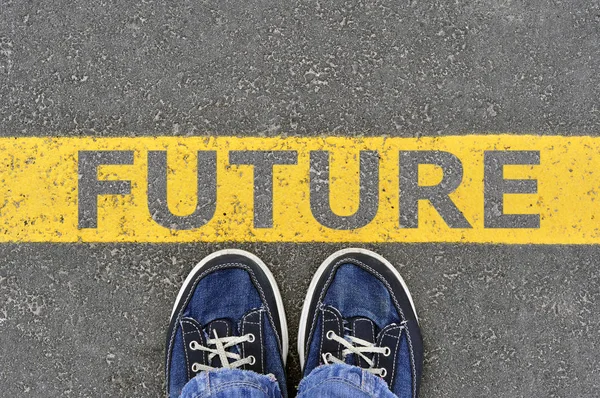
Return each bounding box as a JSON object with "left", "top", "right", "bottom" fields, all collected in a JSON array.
[
  {"left": 5, "top": 136, "right": 594, "bottom": 244},
  {"left": 78, "top": 149, "right": 539, "bottom": 231}
]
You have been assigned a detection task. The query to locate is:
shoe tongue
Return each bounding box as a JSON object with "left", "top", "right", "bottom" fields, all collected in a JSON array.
[
  {"left": 206, "top": 319, "right": 234, "bottom": 339},
  {"left": 204, "top": 319, "right": 239, "bottom": 367},
  {"left": 350, "top": 317, "right": 377, "bottom": 343},
  {"left": 345, "top": 317, "right": 378, "bottom": 367}
]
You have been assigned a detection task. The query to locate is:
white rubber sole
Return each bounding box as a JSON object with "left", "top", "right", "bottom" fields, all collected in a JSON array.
[
  {"left": 169, "top": 249, "right": 289, "bottom": 365},
  {"left": 297, "top": 248, "right": 419, "bottom": 369}
]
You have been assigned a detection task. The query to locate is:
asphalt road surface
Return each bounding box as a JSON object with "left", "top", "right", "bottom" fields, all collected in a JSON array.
[{"left": 1, "top": 1, "right": 600, "bottom": 397}]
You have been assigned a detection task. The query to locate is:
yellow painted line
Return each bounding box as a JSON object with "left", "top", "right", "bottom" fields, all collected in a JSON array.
[{"left": 0, "top": 135, "right": 597, "bottom": 243}]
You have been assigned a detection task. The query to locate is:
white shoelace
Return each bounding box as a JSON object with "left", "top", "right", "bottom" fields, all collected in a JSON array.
[
  {"left": 322, "top": 330, "right": 390, "bottom": 377},
  {"left": 189, "top": 330, "right": 256, "bottom": 372}
]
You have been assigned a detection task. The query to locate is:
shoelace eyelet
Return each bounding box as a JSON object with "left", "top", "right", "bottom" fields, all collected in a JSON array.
[
  {"left": 189, "top": 341, "right": 200, "bottom": 350},
  {"left": 191, "top": 363, "right": 201, "bottom": 373},
  {"left": 248, "top": 355, "right": 256, "bottom": 365},
  {"left": 380, "top": 368, "right": 387, "bottom": 378},
  {"left": 326, "top": 330, "right": 335, "bottom": 340},
  {"left": 247, "top": 333, "right": 256, "bottom": 343},
  {"left": 383, "top": 347, "right": 391, "bottom": 357}
]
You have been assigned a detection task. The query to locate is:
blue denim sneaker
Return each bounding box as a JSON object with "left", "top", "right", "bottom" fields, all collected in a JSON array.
[
  {"left": 165, "top": 249, "right": 288, "bottom": 397},
  {"left": 298, "top": 248, "right": 423, "bottom": 398}
]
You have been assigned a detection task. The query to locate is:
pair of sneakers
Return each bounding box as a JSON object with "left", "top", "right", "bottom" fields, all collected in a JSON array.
[{"left": 165, "top": 248, "right": 423, "bottom": 397}]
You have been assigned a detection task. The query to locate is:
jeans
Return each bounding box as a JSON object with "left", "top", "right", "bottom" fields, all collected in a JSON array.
[{"left": 179, "top": 363, "right": 397, "bottom": 398}]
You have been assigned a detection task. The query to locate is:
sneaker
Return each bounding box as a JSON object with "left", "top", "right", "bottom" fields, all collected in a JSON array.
[
  {"left": 165, "top": 249, "right": 288, "bottom": 397},
  {"left": 297, "top": 248, "right": 424, "bottom": 397}
]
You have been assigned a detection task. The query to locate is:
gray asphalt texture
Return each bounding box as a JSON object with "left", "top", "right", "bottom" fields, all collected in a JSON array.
[{"left": 1, "top": 1, "right": 600, "bottom": 397}]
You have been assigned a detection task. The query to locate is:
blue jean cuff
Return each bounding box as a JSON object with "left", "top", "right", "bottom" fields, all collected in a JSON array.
[
  {"left": 180, "top": 368, "right": 281, "bottom": 398},
  {"left": 297, "top": 363, "right": 397, "bottom": 398}
]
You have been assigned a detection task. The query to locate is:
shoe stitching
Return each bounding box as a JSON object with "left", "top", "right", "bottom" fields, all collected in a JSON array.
[
  {"left": 258, "top": 309, "right": 265, "bottom": 374},
  {"left": 341, "top": 258, "right": 417, "bottom": 398},
  {"left": 318, "top": 306, "right": 327, "bottom": 364},
  {"left": 388, "top": 325, "right": 403, "bottom": 387},
  {"left": 343, "top": 258, "right": 416, "bottom": 397},
  {"left": 375, "top": 324, "right": 392, "bottom": 369},
  {"left": 240, "top": 312, "right": 247, "bottom": 371},
  {"left": 374, "top": 324, "right": 403, "bottom": 387},
  {"left": 367, "top": 318, "right": 376, "bottom": 368},
  {"left": 243, "top": 307, "right": 266, "bottom": 374},
  {"left": 404, "top": 324, "right": 417, "bottom": 398},
  {"left": 352, "top": 318, "right": 361, "bottom": 367},
  {"left": 181, "top": 319, "right": 207, "bottom": 374},
  {"left": 166, "top": 262, "right": 281, "bottom": 368},
  {"left": 180, "top": 319, "right": 193, "bottom": 380},
  {"left": 210, "top": 319, "right": 231, "bottom": 338},
  {"left": 318, "top": 306, "right": 338, "bottom": 363},
  {"left": 320, "top": 306, "right": 343, "bottom": 361},
  {"left": 353, "top": 318, "right": 375, "bottom": 367},
  {"left": 367, "top": 318, "right": 375, "bottom": 369},
  {"left": 306, "top": 301, "right": 325, "bottom": 362},
  {"left": 378, "top": 324, "right": 413, "bottom": 397},
  {"left": 166, "top": 262, "right": 283, "bottom": 392},
  {"left": 328, "top": 306, "right": 344, "bottom": 359},
  {"left": 304, "top": 257, "right": 417, "bottom": 398}
]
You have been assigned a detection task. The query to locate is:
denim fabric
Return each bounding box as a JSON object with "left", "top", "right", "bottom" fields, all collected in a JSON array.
[
  {"left": 404, "top": 319, "right": 424, "bottom": 396},
  {"left": 180, "top": 369, "right": 282, "bottom": 398},
  {"left": 303, "top": 263, "right": 415, "bottom": 396},
  {"left": 391, "top": 329, "right": 413, "bottom": 398},
  {"left": 305, "top": 263, "right": 403, "bottom": 374},
  {"left": 324, "top": 264, "right": 400, "bottom": 328},
  {"left": 169, "top": 268, "right": 287, "bottom": 397},
  {"left": 297, "top": 363, "right": 397, "bottom": 398},
  {"left": 179, "top": 364, "right": 397, "bottom": 398}
]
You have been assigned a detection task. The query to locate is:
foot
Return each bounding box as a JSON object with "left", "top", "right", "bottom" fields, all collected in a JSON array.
[
  {"left": 165, "top": 249, "right": 288, "bottom": 397},
  {"left": 298, "top": 248, "right": 423, "bottom": 397}
]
